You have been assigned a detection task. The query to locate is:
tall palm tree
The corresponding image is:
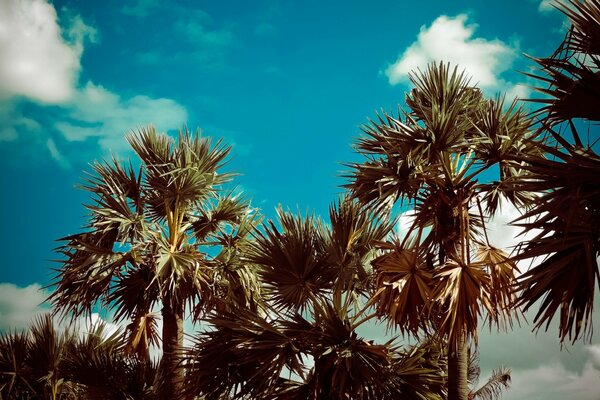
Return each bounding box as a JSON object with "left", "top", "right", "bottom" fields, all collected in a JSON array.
[
  {"left": 184, "top": 197, "right": 448, "bottom": 400},
  {"left": 512, "top": 0, "right": 600, "bottom": 344},
  {"left": 48, "top": 127, "right": 262, "bottom": 399},
  {"left": 345, "top": 63, "right": 536, "bottom": 400}
]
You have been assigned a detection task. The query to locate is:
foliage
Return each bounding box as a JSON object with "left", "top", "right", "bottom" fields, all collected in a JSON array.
[
  {"left": 0, "top": 314, "right": 155, "bottom": 400},
  {"left": 184, "top": 198, "right": 447, "bottom": 400},
  {"left": 512, "top": 0, "right": 600, "bottom": 343},
  {"left": 346, "top": 62, "right": 530, "bottom": 351}
]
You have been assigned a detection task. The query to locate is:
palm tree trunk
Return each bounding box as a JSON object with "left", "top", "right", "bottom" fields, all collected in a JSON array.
[
  {"left": 448, "top": 332, "right": 469, "bottom": 400},
  {"left": 157, "top": 296, "right": 184, "bottom": 399}
]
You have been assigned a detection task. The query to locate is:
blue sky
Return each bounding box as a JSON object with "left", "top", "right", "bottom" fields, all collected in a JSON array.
[{"left": 0, "top": 0, "right": 599, "bottom": 398}]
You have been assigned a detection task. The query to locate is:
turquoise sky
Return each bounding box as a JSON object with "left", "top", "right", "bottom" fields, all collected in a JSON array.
[{"left": 0, "top": 1, "right": 598, "bottom": 399}]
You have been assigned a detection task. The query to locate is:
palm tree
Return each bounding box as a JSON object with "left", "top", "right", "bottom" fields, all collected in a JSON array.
[
  {"left": 345, "top": 63, "right": 536, "bottom": 400},
  {"left": 48, "top": 127, "right": 262, "bottom": 399},
  {"left": 512, "top": 0, "right": 600, "bottom": 344},
  {"left": 184, "top": 197, "right": 448, "bottom": 399}
]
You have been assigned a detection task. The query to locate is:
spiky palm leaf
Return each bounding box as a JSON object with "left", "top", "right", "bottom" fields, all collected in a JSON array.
[
  {"left": 509, "top": 0, "right": 600, "bottom": 344},
  {"left": 369, "top": 240, "right": 433, "bottom": 336},
  {"left": 468, "top": 367, "right": 511, "bottom": 400},
  {"left": 0, "top": 330, "right": 36, "bottom": 399},
  {"left": 184, "top": 308, "right": 305, "bottom": 400},
  {"left": 63, "top": 321, "right": 157, "bottom": 399},
  {"left": 247, "top": 208, "right": 335, "bottom": 312},
  {"left": 0, "top": 315, "right": 82, "bottom": 400},
  {"left": 524, "top": 0, "right": 600, "bottom": 125},
  {"left": 510, "top": 136, "right": 600, "bottom": 342}
]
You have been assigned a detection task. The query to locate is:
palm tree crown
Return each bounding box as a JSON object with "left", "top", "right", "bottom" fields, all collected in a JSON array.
[{"left": 48, "top": 127, "right": 262, "bottom": 398}]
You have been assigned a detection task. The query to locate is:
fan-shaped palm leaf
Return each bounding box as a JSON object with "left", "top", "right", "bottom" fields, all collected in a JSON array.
[
  {"left": 248, "top": 209, "right": 334, "bottom": 311},
  {"left": 369, "top": 241, "right": 433, "bottom": 336}
]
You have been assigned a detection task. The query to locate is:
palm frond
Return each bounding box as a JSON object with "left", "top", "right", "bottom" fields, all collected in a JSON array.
[
  {"left": 432, "top": 259, "right": 490, "bottom": 349},
  {"left": 510, "top": 133, "right": 600, "bottom": 342},
  {"left": 327, "top": 196, "right": 394, "bottom": 294},
  {"left": 248, "top": 208, "right": 335, "bottom": 311},
  {"left": 0, "top": 330, "right": 35, "bottom": 399},
  {"left": 475, "top": 246, "right": 519, "bottom": 331},
  {"left": 370, "top": 241, "right": 433, "bottom": 336},
  {"left": 184, "top": 308, "right": 304, "bottom": 400},
  {"left": 308, "top": 300, "right": 398, "bottom": 400},
  {"left": 469, "top": 367, "right": 511, "bottom": 400},
  {"left": 406, "top": 62, "right": 483, "bottom": 155},
  {"left": 391, "top": 338, "right": 447, "bottom": 400}
]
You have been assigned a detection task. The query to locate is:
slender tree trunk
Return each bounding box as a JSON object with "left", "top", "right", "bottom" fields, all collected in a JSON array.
[
  {"left": 447, "top": 331, "right": 469, "bottom": 400},
  {"left": 157, "top": 296, "right": 184, "bottom": 399}
]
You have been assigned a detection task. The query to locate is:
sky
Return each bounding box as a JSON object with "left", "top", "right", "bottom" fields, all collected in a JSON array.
[{"left": 0, "top": 0, "right": 599, "bottom": 398}]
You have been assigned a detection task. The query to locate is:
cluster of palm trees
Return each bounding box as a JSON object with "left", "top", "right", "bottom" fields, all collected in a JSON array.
[{"left": 2, "top": 0, "right": 599, "bottom": 399}]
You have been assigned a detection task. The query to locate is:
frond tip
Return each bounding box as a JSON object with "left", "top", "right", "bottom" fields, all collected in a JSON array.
[{"left": 469, "top": 367, "right": 511, "bottom": 400}]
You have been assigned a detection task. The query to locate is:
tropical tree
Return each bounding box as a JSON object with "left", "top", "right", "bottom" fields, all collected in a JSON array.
[
  {"left": 184, "top": 198, "right": 448, "bottom": 400},
  {"left": 48, "top": 127, "right": 262, "bottom": 399},
  {"left": 345, "top": 62, "right": 537, "bottom": 400},
  {"left": 512, "top": 0, "right": 600, "bottom": 344}
]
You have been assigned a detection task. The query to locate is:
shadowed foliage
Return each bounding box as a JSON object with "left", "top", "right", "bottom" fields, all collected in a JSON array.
[
  {"left": 0, "top": 315, "right": 157, "bottom": 400},
  {"left": 184, "top": 197, "right": 447, "bottom": 400},
  {"left": 512, "top": 0, "right": 600, "bottom": 344}
]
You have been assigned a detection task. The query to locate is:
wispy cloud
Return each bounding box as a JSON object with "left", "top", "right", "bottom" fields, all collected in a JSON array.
[
  {"left": 538, "top": 0, "right": 557, "bottom": 13},
  {"left": 121, "top": 0, "right": 159, "bottom": 18},
  {"left": 384, "top": 14, "right": 527, "bottom": 97},
  {"left": 503, "top": 359, "right": 600, "bottom": 400},
  {"left": 55, "top": 81, "right": 187, "bottom": 153}
]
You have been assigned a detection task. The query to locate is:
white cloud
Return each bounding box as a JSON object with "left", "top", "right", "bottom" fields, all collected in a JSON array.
[
  {"left": 485, "top": 198, "right": 535, "bottom": 254},
  {"left": 46, "top": 137, "right": 71, "bottom": 169},
  {"left": 385, "top": 14, "right": 519, "bottom": 93},
  {"left": 0, "top": 283, "right": 50, "bottom": 331},
  {"left": 0, "top": 0, "right": 187, "bottom": 164},
  {"left": 55, "top": 81, "right": 188, "bottom": 153},
  {"left": 587, "top": 344, "right": 600, "bottom": 367},
  {"left": 0, "top": 0, "right": 95, "bottom": 103}
]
